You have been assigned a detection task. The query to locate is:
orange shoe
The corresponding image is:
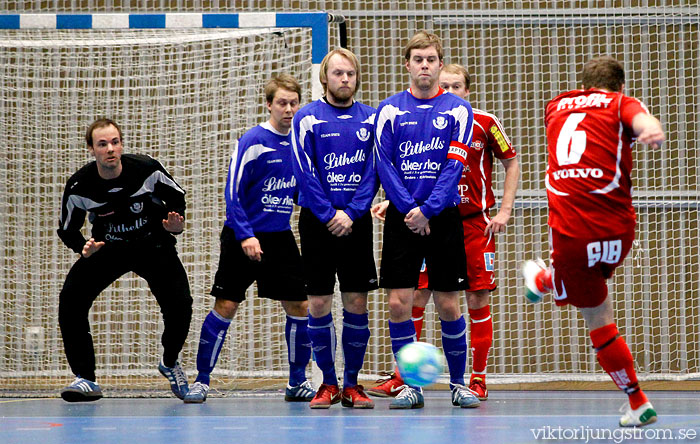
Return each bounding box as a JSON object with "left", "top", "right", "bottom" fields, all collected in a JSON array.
[
  {"left": 469, "top": 377, "right": 488, "bottom": 401},
  {"left": 366, "top": 371, "right": 405, "bottom": 398},
  {"left": 309, "top": 383, "right": 341, "bottom": 409},
  {"left": 341, "top": 385, "right": 375, "bottom": 409}
]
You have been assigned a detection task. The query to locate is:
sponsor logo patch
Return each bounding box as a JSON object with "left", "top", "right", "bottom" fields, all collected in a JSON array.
[
  {"left": 484, "top": 252, "right": 495, "bottom": 272},
  {"left": 490, "top": 126, "right": 510, "bottom": 152},
  {"left": 356, "top": 127, "right": 370, "bottom": 142},
  {"left": 433, "top": 115, "right": 448, "bottom": 130}
]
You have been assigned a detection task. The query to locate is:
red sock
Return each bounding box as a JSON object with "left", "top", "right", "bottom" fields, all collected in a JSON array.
[
  {"left": 590, "top": 323, "right": 648, "bottom": 409},
  {"left": 468, "top": 305, "right": 493, "bottom": 378},
  {"left": 412, "top": 306, "right": 425, "bottom": 341}
]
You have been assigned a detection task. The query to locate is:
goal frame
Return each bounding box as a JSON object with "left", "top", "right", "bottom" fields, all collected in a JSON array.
[{"left": 0, "top": 11, "right": 330, "bottom": 99}]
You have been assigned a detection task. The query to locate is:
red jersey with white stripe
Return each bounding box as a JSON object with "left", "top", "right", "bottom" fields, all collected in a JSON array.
[
  {"left": 458, "top": 109, "right": 517, "bottom": 218},
  {"left": 544, "top": 89, "right": 648, "bottom": 238}
]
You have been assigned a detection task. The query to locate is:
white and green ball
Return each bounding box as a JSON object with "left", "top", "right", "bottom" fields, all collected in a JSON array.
[{"left": 396, "top": 341, "right": 444, "bottom": 387}]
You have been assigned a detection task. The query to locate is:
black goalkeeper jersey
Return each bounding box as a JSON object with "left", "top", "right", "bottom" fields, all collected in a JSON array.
[{"left": 57, "top": 154, "right": 186, "bottom": 254}]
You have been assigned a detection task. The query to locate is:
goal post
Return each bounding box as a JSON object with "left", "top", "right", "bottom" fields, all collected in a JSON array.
[{"left": 0, "top": 12, "right": 330, "bottom": 99}]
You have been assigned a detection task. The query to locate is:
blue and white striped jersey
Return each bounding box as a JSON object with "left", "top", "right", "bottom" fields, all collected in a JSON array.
[
  {"left": 291, "top": 98, "right": 378, "bottom": 223},
  {"left": 374, "top": 89, "right": 474, "bottom": 218},
  {"left": 224, "top": 122, "right": 296, "bottom": 241}
]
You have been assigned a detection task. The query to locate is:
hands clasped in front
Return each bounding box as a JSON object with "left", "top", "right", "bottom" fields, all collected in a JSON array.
[{"left": 326, "top": 209, "right": 353, "bottom": 237}]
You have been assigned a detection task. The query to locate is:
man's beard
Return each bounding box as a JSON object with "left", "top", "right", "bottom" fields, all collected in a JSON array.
[{"left": 328, "top": 86, "right": 354, "bottom": 104}]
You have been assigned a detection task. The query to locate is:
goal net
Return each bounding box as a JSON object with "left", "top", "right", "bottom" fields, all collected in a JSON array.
[
  {"left": 0, "top": 25, "right": 315, "bottom": 396},
  {"left": 1, "top": 4, "right": 699, "bottom": 397}
]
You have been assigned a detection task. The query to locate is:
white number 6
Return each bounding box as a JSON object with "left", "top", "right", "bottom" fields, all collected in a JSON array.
[{"left": 556, "top": 113, "right": 587, "bottom": 165}]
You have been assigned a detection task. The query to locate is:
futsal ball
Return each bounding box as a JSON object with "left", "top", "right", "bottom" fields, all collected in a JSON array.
[{"left": 396, "top": 341, "right": 444, "bottom": 387}]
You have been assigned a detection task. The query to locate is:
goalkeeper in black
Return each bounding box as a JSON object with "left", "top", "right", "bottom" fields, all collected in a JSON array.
[{"left": 56, "top": 118, "right": 193, "bottom": 402}]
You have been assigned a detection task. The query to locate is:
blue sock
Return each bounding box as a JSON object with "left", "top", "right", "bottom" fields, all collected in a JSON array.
[
  {"left": 342, "top": 310, "right": 370, "bottom": 388},
  {"left": 195, "top": 310, "right": 232, "bottom": 385},
  {"left": 389, "top": 319, "right": 416, "bottom": 357},
  {"left": 441, "top": 316, "right": 468, "bottom": 387},
  {"left": 389, "top": 319, "right": 418, "bottom": 389},
  {"left": 307, "top": 312, "right": 337, "bottom": 386},
  {"left": 286, "top": 315, "right": 312, "bottom": 387}
]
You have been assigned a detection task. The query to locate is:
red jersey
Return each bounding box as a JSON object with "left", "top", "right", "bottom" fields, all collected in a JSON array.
[
  {"left": 458, "top": 109, "right": 517, "bottom": 218},
  {"left": 544, "top": 89, "right": 648, "bottom": 238}
]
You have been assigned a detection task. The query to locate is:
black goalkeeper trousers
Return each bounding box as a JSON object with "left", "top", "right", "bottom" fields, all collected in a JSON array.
[{"left": 58, "top": 243, "right": 193, "bottom": 382}]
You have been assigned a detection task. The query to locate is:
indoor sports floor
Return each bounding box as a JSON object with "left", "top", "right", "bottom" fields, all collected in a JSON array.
[{"left": 1, "top": 390, "right": 699, "bottom": 444}]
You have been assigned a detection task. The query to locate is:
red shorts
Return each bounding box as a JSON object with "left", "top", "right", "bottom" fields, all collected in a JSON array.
[
  {"left": 417, "top": 213, "right": 496, "bottom": 293},
  {"left": 550, "top": 228, "right": 634, "bottom": 308}
]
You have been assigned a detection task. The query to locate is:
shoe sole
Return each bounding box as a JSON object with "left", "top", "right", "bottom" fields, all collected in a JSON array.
[
  {"left": 366, "top": 389, "right": 399, "bottom": 398},
  {"left": 389, "top": 402, "right": 424, "bottom": 409},
  {"left": 310, "top": 403, "right": 336, "bottom": 409},
  {"left": 620, "top": 408, "right": 658, "bottom": 427},
  {"left": 341, "top": 400, "right": 375, "bottom": 409},
  {"left": 284, "top": 396, "right": 313, "bottom": 402},
  {"left": 61, "top": 390, "right": 102, "bottom": 403},
  {"left": 460, "top": 401, "right": 481, "bottom": 408},
  {"left": 309, "top": 398, "right": 340, "bottom": 409},
  {"left": 183, "top": 397, "right": 206, "bottom": 404}
]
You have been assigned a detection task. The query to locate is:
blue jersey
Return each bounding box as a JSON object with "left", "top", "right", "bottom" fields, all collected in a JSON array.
[
  {"left": 224, "top": 122, "right": 296, "bottom": 241},
  {"left": 291, "top": 98, "right": 378, "bottom": 223},
  {"left": 374, "top": 89, "right": 474, "bottom": 218}
]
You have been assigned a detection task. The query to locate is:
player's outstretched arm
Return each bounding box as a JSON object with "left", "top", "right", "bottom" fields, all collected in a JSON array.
[
  {"left": 485, "top": 156, "right": 520, "bottom": 236},
  {"left": 162, "top": 211, "right": 185, "bottom": 233},
  {"left": 241, "top": 237, "right": 263, "bottom": 262},
  {"left": 81, "top": 238, "right": 105, "bottom": 258},
  {"left": 632, "top": 113, "right": 665, "bottom": 149}
]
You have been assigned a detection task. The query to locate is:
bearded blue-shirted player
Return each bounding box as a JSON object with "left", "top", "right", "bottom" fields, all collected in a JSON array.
[
  {"left": 291, "top": 48, "right": 378, "bottom": 409},
  {"left": 374, "top": 31, "right": 480, "bottom": 409},
  {"left": 184, "top": 74, "right": 315, "bottom": 404}
]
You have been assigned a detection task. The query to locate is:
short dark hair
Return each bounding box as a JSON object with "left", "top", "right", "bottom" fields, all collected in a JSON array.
[
  {"left": 86, "top": 118, "right": 122, "bottom": 147},
  {"left": 581, "top": 56, "right": 625, "bottom": 92}
]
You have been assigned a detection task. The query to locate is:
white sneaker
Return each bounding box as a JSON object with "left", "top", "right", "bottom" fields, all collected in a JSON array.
[
  {"left": 183, "top": 381, "right": 209, "bottom": 404},
  {"left": 522, "top": 259, "right": 551, "bottom": 303},
  {"left": 619, "top": 401, "right": 657, "bottom": 427},
  {"left": 450, "top": 383, "right": 481, "bottom": 408}
]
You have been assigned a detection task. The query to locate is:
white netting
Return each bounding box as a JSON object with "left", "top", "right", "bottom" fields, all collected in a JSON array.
[
  {"left": 0, "top": 27, "right": 314, "bottom": 395},
  {"left": 1, "top": 3, "right": 699, "bottom": 397}
]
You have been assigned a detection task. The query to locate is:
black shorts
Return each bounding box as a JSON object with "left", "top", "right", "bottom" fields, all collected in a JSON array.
[
  {"left": 298, "top": 207, "right": 378, "bottom": 295},
  {"left": 379, "top": 203, "right": 467, "bottom": 292},
  {"left": 210, "top": 226, "right": 306, "bottom": 303}
]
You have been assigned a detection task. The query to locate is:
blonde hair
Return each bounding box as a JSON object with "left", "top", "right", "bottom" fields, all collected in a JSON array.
[
  {"left": 264, "top": 74, "right": 302, "bottom": 104},
  {"left": 441, "top": 64, "right": 471, "bottom": 91},
  {"left": 404, "top": 31, "right": 443, "bottom": 61},
  {"left": 319, "top": 48, "right": 361, "bottom": 94}
]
